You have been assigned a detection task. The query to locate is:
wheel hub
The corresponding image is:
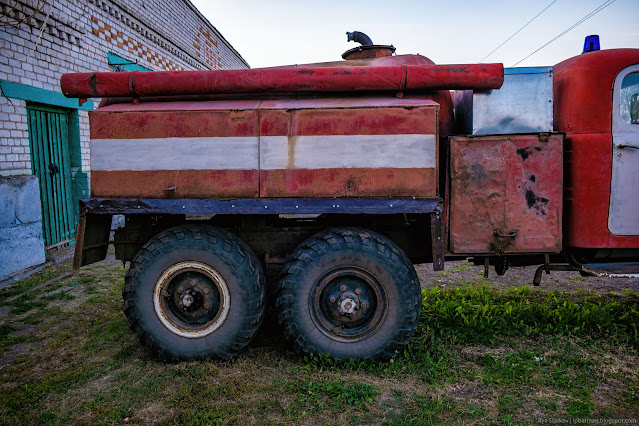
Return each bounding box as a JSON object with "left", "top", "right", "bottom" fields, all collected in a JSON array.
[
  {"left": 172, "top": 276, "right": 216, "bottom": 317},
  {"left": 339, "top": 294, "right": 358, "bottom": 314},
  {"left": 310, "top": 267, "right": 386, "bottom": 342},
  {"left": 154, "top": 261, "right": 230, "bottom": 338},
  {"left": 181, "top": 293, "right": 195, "bottom": 308}
]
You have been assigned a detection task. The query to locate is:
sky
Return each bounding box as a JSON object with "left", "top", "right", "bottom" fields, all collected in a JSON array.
[{"left": 190, "top": 0, "right": 638, "bottom": 69}]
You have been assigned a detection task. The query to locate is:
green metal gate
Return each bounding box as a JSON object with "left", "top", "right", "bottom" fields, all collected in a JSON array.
[{"left": 27, "top": 105, "right": 76, "bottom": 247}]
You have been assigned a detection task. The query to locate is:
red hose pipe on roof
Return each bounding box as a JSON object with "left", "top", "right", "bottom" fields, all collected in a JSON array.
[{"left": 60, "top": 63, "right": 504, "bottom": 99}]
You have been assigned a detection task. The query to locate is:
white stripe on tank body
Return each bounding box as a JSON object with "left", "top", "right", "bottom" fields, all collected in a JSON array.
[
  {"left": 91, "top": 134, "right": 437, "bottom": 171},
  {"left": 91, "top": 137, "right": 259, "bottom": 171},
  {"left": 260, "top": 134, "right": 436, "bottom": 170}
]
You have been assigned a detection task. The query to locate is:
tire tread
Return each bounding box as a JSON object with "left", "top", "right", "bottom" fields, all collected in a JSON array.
[
  {"left": 123, "top": 225, "right": 265, "bottom": 362},
  {"left": 276, "top": 227, "right": 421, "bottom": 362}
]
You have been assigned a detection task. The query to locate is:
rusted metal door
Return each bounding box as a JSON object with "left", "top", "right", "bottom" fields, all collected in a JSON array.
[{"left": 448, "top": 133, "right": 563, "bottom": 254}]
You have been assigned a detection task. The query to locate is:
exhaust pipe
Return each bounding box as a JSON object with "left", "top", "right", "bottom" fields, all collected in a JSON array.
[{"left": 346, "top": 31, "right": 374, "bottom": 46}]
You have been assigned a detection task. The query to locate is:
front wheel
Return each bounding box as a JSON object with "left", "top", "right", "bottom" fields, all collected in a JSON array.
[
  {"left": 123, "top": 225, "right": 265, "bottom": 361},
  {"left": 276, "top": 228, "right": 421, "bottom": 362}
]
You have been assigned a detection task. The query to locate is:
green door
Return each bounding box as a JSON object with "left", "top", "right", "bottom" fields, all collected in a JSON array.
[{"left": 27, "top": 105, "right": 76, "bottom": 247}]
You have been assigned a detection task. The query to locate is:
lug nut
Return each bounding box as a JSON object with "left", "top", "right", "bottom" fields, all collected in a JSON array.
[
  {"left": 329, "top": 296, "right": 337, "bottom": 303},
  {"left": 339, "top": 285, "right": 346, "bottom": 292},
  {"left": 203, "top": 287, "right": 210, "bottom": 294},
  {"left": 361, "top": 302, "right": 367, "bottom": 309},
  {"left": 204, "top": 301, "right": 211, "bottom": 309},
  {"left": 190, "top": 279, "right": 197, "bottom": 287},
  {"left": 177, "top": 285, "right": 184, "bottom": 293},
  {"left": 355, "top": 288, "right": 362, "bottom": 295}
]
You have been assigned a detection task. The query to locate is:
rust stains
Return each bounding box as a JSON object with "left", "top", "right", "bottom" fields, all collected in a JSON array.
[
  {"left": 88, "top": 74, "right": 99, "bottom": 97},
  {"left": 516, "top": 146, "right": 543, "bottom": 161},
  {"left": 524, "top": 189, "right": 549, "bottom": 215},
  {"left": 287, "top": 135, "right": 297, "bottom": 169}
]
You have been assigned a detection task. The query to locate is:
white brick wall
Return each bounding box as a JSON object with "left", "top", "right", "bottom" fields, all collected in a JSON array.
[
  {"left": 0, "top": 96, "right": 30, "bottom": 175},
  {"left": 0, "top": 0, "right": 248, "bottom": 176}
]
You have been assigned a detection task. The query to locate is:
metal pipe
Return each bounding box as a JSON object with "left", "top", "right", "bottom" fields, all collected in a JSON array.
[
  {"left": 60, "top": 63, "right": 504, "bottom": 98},
  {"left": 533, "top": 264, "right": 581, "bottom": 286},
  {"left": 347, "top": 31, "right": 374, "bottom": 46}
]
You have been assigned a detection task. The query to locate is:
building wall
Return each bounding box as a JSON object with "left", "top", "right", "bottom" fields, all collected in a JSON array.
[
  {"left": 0, "top": 0, "right": 248, "bottom": 175},
  {"left": 0, "top": 0, "right": 247, "bottom": 280}
]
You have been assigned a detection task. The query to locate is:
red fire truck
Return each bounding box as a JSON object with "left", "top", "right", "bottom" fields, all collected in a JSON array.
[{"left": 61, "top": 33, "right": 639, "bottom": 362}]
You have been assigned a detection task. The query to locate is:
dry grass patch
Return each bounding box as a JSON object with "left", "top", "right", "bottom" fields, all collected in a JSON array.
[{"left": 0, "top": 257, "right": 638, "bottom": 424}]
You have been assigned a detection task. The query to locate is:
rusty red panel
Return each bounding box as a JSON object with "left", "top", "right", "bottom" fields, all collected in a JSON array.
[
  {"left": 90, "top": 105, "right": 260, "bottom": 198},
  {"left": 293, "top": 107, "right": 436, "bottom": 136},
  {"left": 260, "top": 168, "right": 436, "bottom": 198},
  {"left": 554, "top": 49, "right": 639, "bottom": 135},
  {"left": 258, "top": 101, "right": 439, "bottom": 197},
  {"left": 91, "top": 170, "right": 259, "bottom": 198},
  {"left": 562, "top": 133, "right": 639, "bottom": 249},
  {"left": 90, "top": 107, "right": 259, "bottom": 139},
  {"left": 259, "top": 96, "right": 440, "bottom": 111},
  {"left": 89, "top": 97, "right": 439, "bottom": 200},
  {"left": 449, "top": 133, "right": 563, "bottom": 254}
]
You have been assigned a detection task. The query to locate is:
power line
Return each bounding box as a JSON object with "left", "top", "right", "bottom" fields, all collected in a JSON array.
[
  {"left": 0, "top": 0, "right": 46, "bottom": 28},
  {"left": 0, "top": 0, "right": 54, "bottom": 61},
  {"left": 512, "top": 0, "right": 617, "bottom": 67},
  {"left": 479, "top": 0, "right": 559, "bottom": 62}
]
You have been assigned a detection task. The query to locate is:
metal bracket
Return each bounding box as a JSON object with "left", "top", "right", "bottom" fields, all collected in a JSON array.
[
  {"left": 484, "top": 257, "right": 489, "bottom": 279},
  {"left": 490, "top": 229, "right": 516, "bottom": 253},
  {"left": 430, "top": 205, "right": 445, "bottom": 272}
]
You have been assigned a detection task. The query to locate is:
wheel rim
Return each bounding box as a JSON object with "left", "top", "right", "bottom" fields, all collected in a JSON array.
[
  {"left": 153, "top": 261, "right": 230, "bottom": 338},
  {"left": 309, "top": 266, "right": 387, "bottom": 343}
]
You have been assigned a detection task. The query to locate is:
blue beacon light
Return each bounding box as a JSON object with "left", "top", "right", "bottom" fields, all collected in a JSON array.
[{"left": 582, "top": 35, "right": 600, "bottom": 54}]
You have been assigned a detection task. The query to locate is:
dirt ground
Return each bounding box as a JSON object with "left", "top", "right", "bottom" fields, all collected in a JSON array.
[
  {"left": 416, "top": 260, "right": 639, "bottom": 293},
  {"left": 1, "top": 249, "right": 638, "bottom": 424}
]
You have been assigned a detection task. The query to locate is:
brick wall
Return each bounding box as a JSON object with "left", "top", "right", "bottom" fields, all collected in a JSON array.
[
  {"left": 0, "top": 0, "right": 247, "bottom": 279},
  {"left": 0, "top": 0, "right": 248, "bottom": 176},
  {"left": 0, "top": 97, "right": 30, "bottom": 175}
]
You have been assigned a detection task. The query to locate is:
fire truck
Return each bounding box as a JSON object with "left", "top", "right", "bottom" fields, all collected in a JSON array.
[{"left": 61, "top": 32, "right": 639, "bottom": 362}]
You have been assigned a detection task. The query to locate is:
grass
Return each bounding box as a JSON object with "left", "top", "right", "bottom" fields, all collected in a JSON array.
[{"left": 0, "top": 259, "right": 638, "bottom": 424}]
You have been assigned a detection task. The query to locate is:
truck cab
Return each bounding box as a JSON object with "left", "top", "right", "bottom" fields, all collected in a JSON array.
[{"left": 554, "top": 49, "right": 639, "bottom": 273}]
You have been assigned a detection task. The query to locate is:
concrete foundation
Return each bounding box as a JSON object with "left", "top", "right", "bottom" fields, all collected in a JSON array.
[{"left": 0, "top": 175, "right": 46, "bottom": 281}]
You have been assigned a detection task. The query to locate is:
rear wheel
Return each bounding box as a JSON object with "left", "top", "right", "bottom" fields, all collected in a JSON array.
[
  {"left": 276, "top": 228, "right": 421, "bottom": 362},
  {"left": 123, "top": 225, "right": 265, "bottom": 361}
]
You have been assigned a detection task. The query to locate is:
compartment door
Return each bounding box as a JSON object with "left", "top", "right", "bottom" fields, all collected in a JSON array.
[
  {"left": 258, "top": 99, "right": 439, "bottom": 198},
  {"left": 449, "top": 134, "right": 563, "bottom": 254},
  {"left": 609, "top": 64, "right": 639, "bottom": 235}
]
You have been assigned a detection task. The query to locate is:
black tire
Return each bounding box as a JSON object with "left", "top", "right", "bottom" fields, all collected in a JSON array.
[
  {"left": 276, "top": 227, "right": 421, "bottom": 362},
  {"left": 123, "top": 225, "right": 265, "bottom": 361}
]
